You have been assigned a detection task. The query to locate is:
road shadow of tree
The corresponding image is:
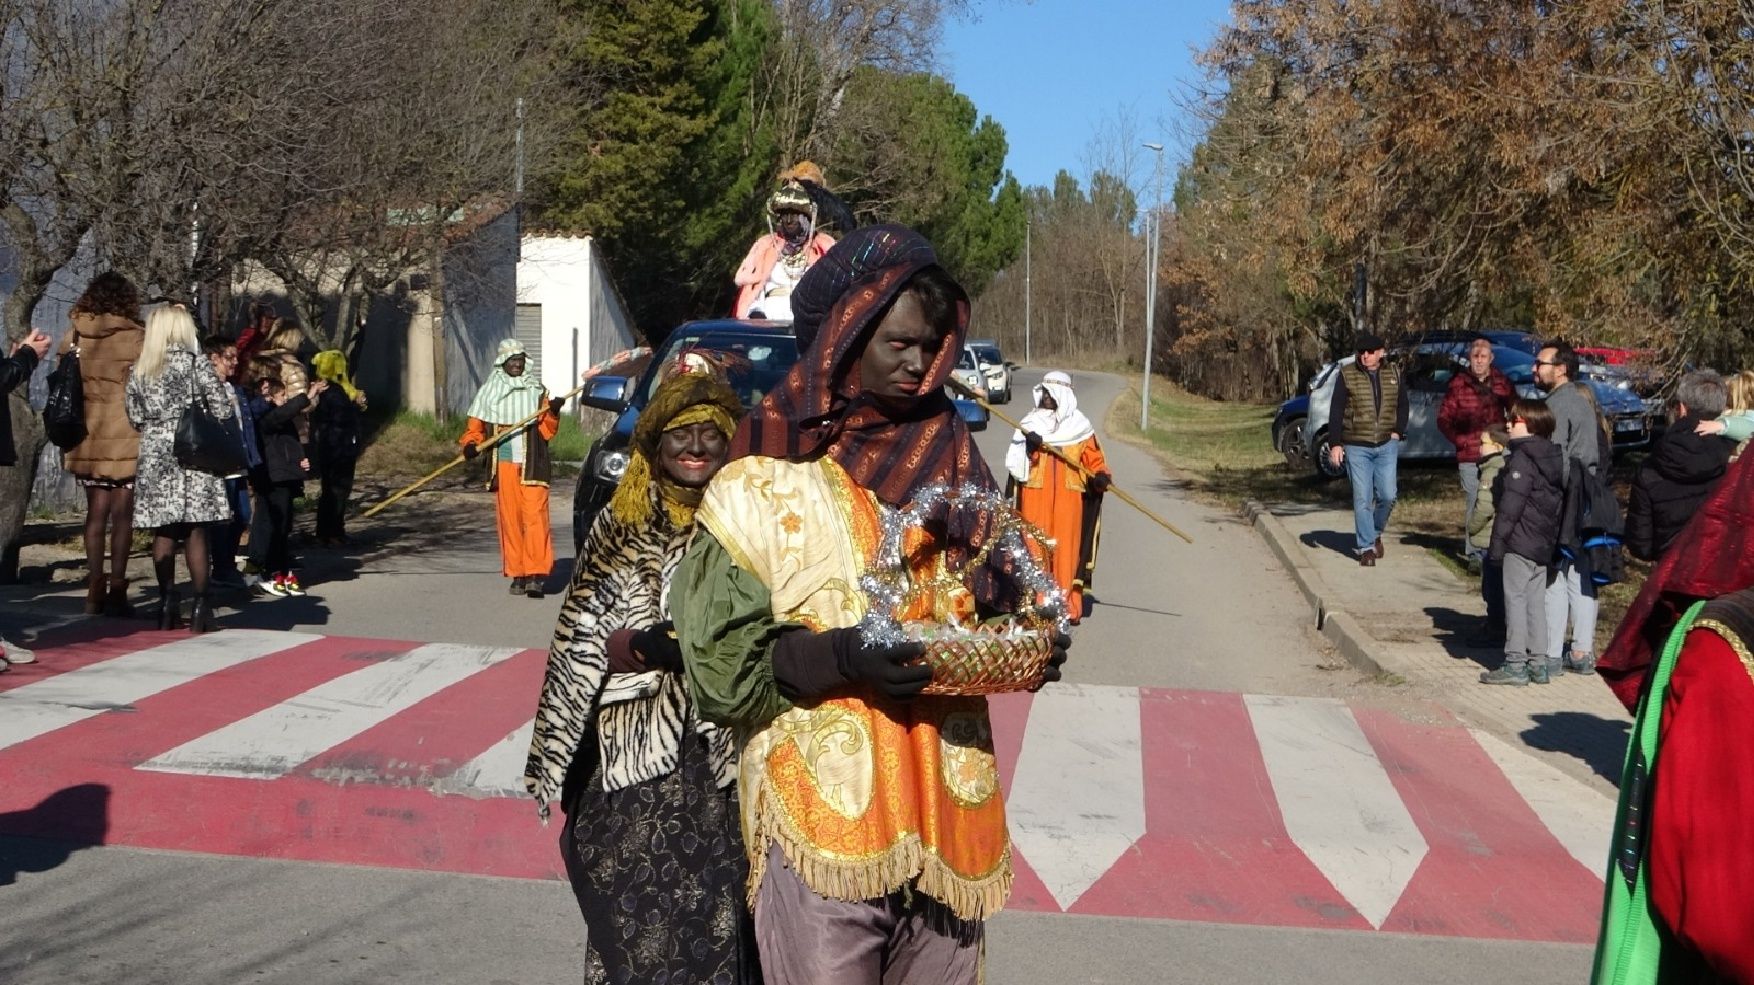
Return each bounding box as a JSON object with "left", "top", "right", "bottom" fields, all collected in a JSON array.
[
  {"left": 1521, "top": 712, "right": 1630, "bottom": 786},
  {"left": 0, "top": 784, "right": 111, "bottom": 886}
]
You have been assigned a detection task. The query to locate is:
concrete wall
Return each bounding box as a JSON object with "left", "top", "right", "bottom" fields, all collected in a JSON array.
[{"left": 515, "top": 235, "right": 638, "bottom": 398}]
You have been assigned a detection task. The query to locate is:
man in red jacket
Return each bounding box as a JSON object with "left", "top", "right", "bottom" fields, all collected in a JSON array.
[{"left": 1438, "top": 337, "right": 1515, "bottom": 574}]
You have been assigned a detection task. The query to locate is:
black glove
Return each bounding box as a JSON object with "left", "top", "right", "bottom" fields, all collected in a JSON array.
[
  {"left": 1032, "top": 632, "right": 1072, "bottom": 691},
  {"left": 630, "top": 621, "right": 683, "bottom": 672},
  {"left": 1087, "top": 473, "right": 1112, "bottom": 494},
  {"left": 1024, "top": 431, "right": 1044, "bottom": 455},
  {"left": 461, "top": 442, "right": 480, "bottom": 460},
  {"left": 771, "top": 627, "right": 931, "bottom": 701},
  {"left": 548, "top": 397, "right": 565, "bottom": 416}
]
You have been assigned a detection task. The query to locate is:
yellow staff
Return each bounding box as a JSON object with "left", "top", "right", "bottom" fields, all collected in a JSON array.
[{"left": 948, "top": 377, "right": 1194, "bottom": 545}]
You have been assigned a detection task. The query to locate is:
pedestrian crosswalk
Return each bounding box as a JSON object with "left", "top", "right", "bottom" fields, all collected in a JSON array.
[{"left": 0, "top": 626, "right": 1612, "bottom": 942}]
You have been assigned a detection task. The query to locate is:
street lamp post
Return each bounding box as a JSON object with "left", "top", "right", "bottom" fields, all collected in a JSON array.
[
  {"left": 1024, "top": 214, "right": 1032, "bottom": 364},
  {"left": 1141, "top": 142, "right": 1165, "bottom": 432}
]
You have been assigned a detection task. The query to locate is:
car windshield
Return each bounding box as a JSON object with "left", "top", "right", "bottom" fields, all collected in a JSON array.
[
  {"left": 1491, "top": 347, "right": 1538, "bottom": 387},
  {"left": 972, "top": 345, "right": 1001, "bottom": 364},
  {"left": 639, "top": 331, "right": 799, "bottom": 409},
  {"left": 957, "top": 348, "right": 977, "bottom": 370}
]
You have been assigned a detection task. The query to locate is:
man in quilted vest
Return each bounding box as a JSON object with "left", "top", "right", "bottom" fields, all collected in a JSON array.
[{"left": 1328, "top": 333, "right": 1409, "bottom": 566}]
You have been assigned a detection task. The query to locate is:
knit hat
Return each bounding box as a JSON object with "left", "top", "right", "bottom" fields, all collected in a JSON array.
[{"left": 1356, "top": 332, "right": 1387, "bottom": 353}]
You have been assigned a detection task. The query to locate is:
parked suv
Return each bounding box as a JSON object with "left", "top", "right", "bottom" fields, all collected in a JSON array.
[
  {"left": 572, "top": 319, "right": 989, "bottom": 549},
  {"left": 1272, "top": 336, "right": 1651, "bottom": 478},
  {"left": 967, "top": 339, "right": 1013, "bottom": 403}
]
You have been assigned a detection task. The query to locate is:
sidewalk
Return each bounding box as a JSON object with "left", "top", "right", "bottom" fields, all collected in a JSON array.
[{"left": 1249, "top": 501, "right": 1631, "bottom": 796}]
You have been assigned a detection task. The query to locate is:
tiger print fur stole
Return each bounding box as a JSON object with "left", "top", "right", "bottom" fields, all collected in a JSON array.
[{"left": 523, "top": 489, "right": 735, "bottom": 819}]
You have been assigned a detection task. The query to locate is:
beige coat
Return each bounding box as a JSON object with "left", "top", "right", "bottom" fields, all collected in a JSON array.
[{"left": 60, "top": 312, "right": 145, "bottom": 480}]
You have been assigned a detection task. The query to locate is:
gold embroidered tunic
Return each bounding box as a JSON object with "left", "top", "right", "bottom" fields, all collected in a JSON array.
[{"left": 674, "top": 455, "right": 1012, "bottom": 920}]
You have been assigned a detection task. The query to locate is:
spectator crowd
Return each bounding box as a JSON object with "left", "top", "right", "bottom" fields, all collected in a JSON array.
[
  {"left": 1336, "top": 331, "right": 1751, "bottom": 688},
  {"left": 1, "top": 277, "right": 367, "bottom": 668}
]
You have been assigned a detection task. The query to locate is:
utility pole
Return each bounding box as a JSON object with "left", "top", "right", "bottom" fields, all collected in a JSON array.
[
  {"left": 1141, "top": 142, "right": 1164, "bottom": 432},
  {"left": 1024, "top": 213, "right": 1032, "bottom": 364}
]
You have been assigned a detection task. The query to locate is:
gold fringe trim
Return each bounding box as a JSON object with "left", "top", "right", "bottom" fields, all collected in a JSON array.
[
  {"left": 1692, "top": 619, "right": 1754, "bottom": 688},
  {"left": 747, "top": 784, "right": 1013, "bottom": 922}
]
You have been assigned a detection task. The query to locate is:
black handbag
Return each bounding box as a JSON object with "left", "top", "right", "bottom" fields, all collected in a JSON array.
[
  {"left": 173, "top": 351, "right": 248, "bottom": 476},
  {"left": 44, "top": 350, "right": 86, "bottom": 450}
]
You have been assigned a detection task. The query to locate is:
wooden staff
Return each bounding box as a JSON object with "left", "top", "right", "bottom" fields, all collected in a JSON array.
[
  {"left": 949, "top": 378, "right": 1194, "bottom": 545},
  {"left": 361, "top": 381, "right": 591, "bottom": 518}
]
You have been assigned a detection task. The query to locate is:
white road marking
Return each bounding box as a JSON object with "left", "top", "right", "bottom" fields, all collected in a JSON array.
[
  {"left": 139, "top": 642, "right": 522, "bottom": 779},
  {"left": 436, "top": 719, "right": 535, "bottom": 798},
  {"left": 1470, "top": 728, "right": 1614, "bottom": 877},
  {"left": 1006, "top": 683, "right": 1145, "bottom": 911},
  {"left": 0, "top": 630, "right": 319, "bottom": 753},
  {"left": 1245, "top": 693, "right": 1428, "bottom": 928}
]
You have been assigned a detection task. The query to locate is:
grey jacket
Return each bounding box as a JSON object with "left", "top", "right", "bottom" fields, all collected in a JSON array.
[{"left": 1545, "top": 381, "right": 1600, "bottom": 484}]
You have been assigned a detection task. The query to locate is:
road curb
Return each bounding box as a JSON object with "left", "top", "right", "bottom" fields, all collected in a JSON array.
[{"left": 1243, "top": 500, "right": 1394, "bottom": 678}]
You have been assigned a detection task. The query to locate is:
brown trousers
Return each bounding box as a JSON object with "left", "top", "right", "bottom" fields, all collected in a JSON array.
[{"left": 753, "top": 844, "right": 983, "bottom": 985}]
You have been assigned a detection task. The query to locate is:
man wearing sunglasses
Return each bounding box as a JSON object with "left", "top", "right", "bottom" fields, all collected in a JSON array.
[{"left": 1534, "top": 340, "right": 1605, "bottom": 676}]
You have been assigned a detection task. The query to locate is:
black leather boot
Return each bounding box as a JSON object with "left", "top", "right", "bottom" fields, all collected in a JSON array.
[
  {"left": 188, "top": 595, "right": 220, "bottom": 634},
  {"left": 157, "top": 589, "right": 183, "bottom": 630}
]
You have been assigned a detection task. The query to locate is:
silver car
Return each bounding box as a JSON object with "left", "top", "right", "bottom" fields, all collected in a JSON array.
[{"left": 967, "top": 339, "right": 1012, "bottom": 403}]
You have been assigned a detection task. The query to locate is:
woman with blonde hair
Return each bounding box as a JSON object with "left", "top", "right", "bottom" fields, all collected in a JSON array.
[
  {"left": 1696, "top": 368, "right": 1754, "bottom": 446},
  {"left": 125, "top": 303, "right": 235, "bottom": 632},
  {"left": 60, "top": 272, "right": 145, "bottom": 616}
]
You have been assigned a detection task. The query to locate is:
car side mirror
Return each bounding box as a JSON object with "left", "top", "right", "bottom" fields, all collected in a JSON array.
[
  {"left": 1005, "top": 362, "right": 1019, "bottom": 370},
  {"left": 579, "top": 375, "right": 631, "bottom": 413}
]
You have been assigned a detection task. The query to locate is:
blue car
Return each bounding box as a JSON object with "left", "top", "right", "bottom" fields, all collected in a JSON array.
[
  {"left": 571, "top": 319, "right": 987, "bottom": 549},
  {"left": 1273, "top": 334, "right": 1651, "bottom": 478}
]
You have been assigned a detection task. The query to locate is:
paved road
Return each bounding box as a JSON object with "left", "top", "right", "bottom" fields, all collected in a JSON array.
[{"left": 0, "top": 369, "right": 1603, "bottom": 983}]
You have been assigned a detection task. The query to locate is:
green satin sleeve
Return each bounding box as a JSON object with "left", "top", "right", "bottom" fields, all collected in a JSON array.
[
  {"left": 1719, "top": 411, "right": 1754, "bottom": 443},
  {"left": 674, "top": 530, "right": 797, "bottom": 730}
]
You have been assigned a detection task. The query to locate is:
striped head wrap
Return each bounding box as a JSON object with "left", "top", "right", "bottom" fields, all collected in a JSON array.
[{"left": 465, "top": 339, "right": 544, "bottom": 425}]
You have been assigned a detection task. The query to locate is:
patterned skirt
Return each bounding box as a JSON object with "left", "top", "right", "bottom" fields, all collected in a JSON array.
[{"left": 561, "top": 728, "right": 759, "bottom": 985}]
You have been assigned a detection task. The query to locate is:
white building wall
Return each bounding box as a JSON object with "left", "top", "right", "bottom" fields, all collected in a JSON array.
[{"left": 516, "top": 235, "right": 637, "bottom": 400}]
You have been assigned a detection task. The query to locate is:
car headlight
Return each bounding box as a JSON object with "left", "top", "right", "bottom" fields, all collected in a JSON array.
[{"left": 593, "top": 448, "right": 629, "bottom": 483}]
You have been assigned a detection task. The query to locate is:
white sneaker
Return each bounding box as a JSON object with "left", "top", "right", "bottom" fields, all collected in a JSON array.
[{"left": 1, "top": 638, "right": 34, "bottom": 664}]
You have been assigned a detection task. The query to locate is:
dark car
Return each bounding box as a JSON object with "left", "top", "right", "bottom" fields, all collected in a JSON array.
[{"left": 571, "top": 319, "right": 988, "bottom": 550}]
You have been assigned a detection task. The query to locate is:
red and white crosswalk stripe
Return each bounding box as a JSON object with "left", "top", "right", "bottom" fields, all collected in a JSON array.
[{"left": 0, "top": 629, "right": 1611, "bottom": 941}]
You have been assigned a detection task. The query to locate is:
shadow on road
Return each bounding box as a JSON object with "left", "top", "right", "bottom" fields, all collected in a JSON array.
[
  {"left": 0, "top": 784, "right": 111, "bottom": 885},
  {"left": 1521, "top": 712, "right": 1629, "bottom": 786},
  {"left": 1424, "top": 606, "right": 1495, "bottom": 669},
  {"left": 1299, "top": 527, "right": 1356, "bottom": 558}
]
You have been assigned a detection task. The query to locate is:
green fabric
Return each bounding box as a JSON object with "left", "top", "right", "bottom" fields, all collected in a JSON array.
[
  {"left": 1340, "top": 362, "right": 1401, "bottom": 446},
  {"left": 673, "top": 531, "right": 798, "bottom": 730},
  {"left": 1591, "top": 600, "right": 1707, "bottom": 985},
  {"left": 1468, "top": 452, "right": 1504, "bottom": 552},
  {"left": 1718, "top": 410, "right": 1754, "bottom": 443}
]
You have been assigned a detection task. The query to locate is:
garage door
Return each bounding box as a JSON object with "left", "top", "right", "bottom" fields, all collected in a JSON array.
[{"left": 514, "top": 304, "right": 543, "bottom": 370}]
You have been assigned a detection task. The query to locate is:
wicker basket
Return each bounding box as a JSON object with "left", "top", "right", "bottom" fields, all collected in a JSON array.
[{"left": 904, "top": 620, "right": 1055, "bottom": 696}]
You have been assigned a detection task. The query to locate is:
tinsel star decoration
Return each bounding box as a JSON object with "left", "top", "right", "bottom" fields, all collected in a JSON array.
[{"left": 858, "top": 483, "right": 1070, "bottom": 647}]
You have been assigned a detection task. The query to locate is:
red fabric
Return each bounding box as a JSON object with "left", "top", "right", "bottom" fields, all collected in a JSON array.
[
  {"left": 1649, "top": 627, "right": 1754, "bottom": 981},
  {"left": 1599, "top": 451, "right": 1754, "bottom": 710},
  {"left": 1436, "top": 368, "right": 1514, "bottom": 462}
]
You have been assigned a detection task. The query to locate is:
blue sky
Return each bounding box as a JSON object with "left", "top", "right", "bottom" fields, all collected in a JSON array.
[{"left": 941, "top": 0, "right": 1234, "bottom": 195}]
